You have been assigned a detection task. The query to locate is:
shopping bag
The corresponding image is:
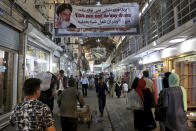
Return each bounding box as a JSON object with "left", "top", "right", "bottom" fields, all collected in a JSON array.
[
  {"left": 36, "top": 72, "right": 52, "bottom": 91},
  {"left": 128, "top": 89, "right": 144, "bottom": 110}
]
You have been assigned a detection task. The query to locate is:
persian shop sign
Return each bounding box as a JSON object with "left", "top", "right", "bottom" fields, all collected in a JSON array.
[{"left": 54, "top": 3, "right": 139, "bottom": 37}]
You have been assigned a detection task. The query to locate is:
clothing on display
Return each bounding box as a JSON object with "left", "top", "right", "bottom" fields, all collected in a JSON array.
[{"left": 174, "top": 61, "right": 196, "bottom": 106}]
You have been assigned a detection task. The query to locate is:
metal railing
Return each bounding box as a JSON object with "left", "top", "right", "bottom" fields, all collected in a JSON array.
[{"left": 119, "top": 0, "right": 196, "bottom": 62}]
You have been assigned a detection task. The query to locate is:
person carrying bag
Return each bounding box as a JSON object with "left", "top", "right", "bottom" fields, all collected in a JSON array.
[{"left": 133, "top": 78, "right": 156, "bottom": 131}]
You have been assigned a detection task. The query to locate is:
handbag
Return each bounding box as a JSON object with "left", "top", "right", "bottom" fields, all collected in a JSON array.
[
  {"left": 128, "top": 89, "right": 144, "bottom": 110},
  {"left": 143, "top": 88, "right": 155, "bottom": 109},
  {"left": 155, "top": 105, "right": 166, "bottom": 121}
]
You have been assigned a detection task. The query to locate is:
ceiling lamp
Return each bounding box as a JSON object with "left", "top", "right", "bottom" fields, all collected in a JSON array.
[
  {"left": 169, "top": 37, "right": 187, "bottom": 43},
  {"left": 96, "top": 0, "right": 102, "bottom": 6},
  {"left": 96, "top": 39, "right": 100, "bottom": 43},
  {"left": 138, "top": 59, "right": 143, "bottom": 65},
  {"left": 153, "top": 41, "right": 157, "bottom": 46}
]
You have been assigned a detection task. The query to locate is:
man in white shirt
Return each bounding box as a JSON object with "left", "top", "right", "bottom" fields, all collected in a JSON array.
[
  {"left": 123, "top": 81, "right": 129, "bottom": 104},
  {"left": 143, "top": 70, "right": 154, "bottom": 93},
  {"left": 57, "top": 70, "right": 68, "bottom": 96},
  {"left": 81, "top": 75, "right": 89, "bottom": 97}
]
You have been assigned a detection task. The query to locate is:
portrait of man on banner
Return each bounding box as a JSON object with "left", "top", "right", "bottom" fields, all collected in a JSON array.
[{"left": 55, "top": 3, "right": 76, "bottom": 29}]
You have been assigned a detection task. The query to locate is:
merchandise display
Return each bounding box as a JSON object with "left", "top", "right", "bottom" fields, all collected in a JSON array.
[{"left": 173, "top": 54, "right": 196, "bottom": 107}]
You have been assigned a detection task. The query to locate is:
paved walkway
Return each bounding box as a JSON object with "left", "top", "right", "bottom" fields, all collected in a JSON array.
[{"left": 2, "top": 88, "right": 196, "bottom": 131}]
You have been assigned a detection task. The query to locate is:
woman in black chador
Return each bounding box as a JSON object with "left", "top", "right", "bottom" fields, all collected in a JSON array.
[{"left": 115, "top": 80, "right": 122, "bottom": 98}]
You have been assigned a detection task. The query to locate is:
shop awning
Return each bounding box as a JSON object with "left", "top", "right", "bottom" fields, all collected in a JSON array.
[{"left": 25, "top": 23, "right": 63, "bottom": 52}]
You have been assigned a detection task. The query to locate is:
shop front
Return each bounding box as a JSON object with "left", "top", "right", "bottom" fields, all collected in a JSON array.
[
  {"left": 25, "top": 23, "right": 63, "bottom": 78},
  {"left": 160, "top": 37, "right": 196, "bottom": 109},
  {"left": 52, "top": 51, "right": 60, "bottom": 74},
  {"left": 25, "top": 44, "right": 50, "bottom": 78},
  {"left": 0, "top": 22, "right": 19, "bottom": 121},
  {"left": 60, "top": 56, "right": 68, "bottom": 72}
]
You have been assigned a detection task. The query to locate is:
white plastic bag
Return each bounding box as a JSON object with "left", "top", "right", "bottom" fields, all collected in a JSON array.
[
  {"left": 35, "top": 72, "right": 52, "bottom": 91},
  {"left": 128, "top": 89, "right": 144, "bottom": 110}
]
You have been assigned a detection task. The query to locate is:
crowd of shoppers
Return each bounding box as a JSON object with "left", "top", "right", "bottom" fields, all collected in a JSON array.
[
  {"left": 130, "top": 70, "right": 188, "bottom": 131},
  {"left": 9, "top": 70, "right": 188, "bottom": 131}
]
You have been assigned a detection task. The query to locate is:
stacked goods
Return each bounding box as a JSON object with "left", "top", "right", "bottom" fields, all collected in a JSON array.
[{"left": 77, "top": 104, "right": 92, "bottom": 128}]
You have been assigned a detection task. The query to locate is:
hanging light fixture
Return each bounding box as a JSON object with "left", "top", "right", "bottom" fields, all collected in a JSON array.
[
  {"left": 169, "top": 36, "right": 187, "bottom": 43},
  {"left": 138, "top": 58, "right": 143, "bottom": 65},
  {"left": 96, "top": 0, "right": 102, "bottom": 6}
]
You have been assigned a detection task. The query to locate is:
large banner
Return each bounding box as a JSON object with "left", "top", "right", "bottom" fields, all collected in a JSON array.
[{"left": 54, "top": 3, "right": 139, "bottom": 37}]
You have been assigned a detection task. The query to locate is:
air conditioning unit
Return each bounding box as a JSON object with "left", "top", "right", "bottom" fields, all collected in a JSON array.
[{"left": 43, "top": 22, "right": 53, "bottom": 34}]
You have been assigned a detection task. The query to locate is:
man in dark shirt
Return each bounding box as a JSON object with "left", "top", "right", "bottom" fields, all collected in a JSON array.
[
  {"left": 58, "top": 78, "right": 84, "bottom": 131},
  {"left": 10, "top": 78, "right": 56, "bottom": 131},
  {"left": 57, "top": 70, "right": 68, "bottom": 95},
  {"left": 96, "top": 77, "right": 109, "bottom": 117},
  {"left": 109, "top": 72, "right": 114, "bottom": 97},
  {"left": 39, "top": 72, "right": 57, "bottom": 113},
  {"left": 94, "top": 75, "right": 99, "bottom": 90}
]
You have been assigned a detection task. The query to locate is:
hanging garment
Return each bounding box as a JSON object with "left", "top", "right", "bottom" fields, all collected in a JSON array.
[
  {"left": 184, "top": 62, "right": 189, "bottom": 88},
  {"left": 175, "top": 62, "right": 180, "bottom": 76},
  {"left": 192, "top": 88, "right": 196, "bottom": 105},
  {"left": 153, "top": 79, "right": 158, "bottom": 104},
  {"left": 188, "top": 62, "right": 193, "bottom": 105},
  {"left": 156, "top": 78, "right": 160, "bottom": 95},
  {"left": 158, "top": 77, "right": 163, "bottom": 92},
  {"left": 193, "top": 62, "right": 196, "bottom": 87},
  {"left": 180, "top": 62, "right": 185, "bottom": 86},
  {"left": 129, "top": 72, "right": 132, "bottom": 88}
]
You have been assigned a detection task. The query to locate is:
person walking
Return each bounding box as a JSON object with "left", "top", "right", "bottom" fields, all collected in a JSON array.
[
  {"left": 89, "top": 76, "right": 95, "bottom": 89},
  {"left": 162, "top": 73, "right": 188, "bottom": 131},
  {"left": 57, "top": 70, "right": 68, "bottom": 96},
  {"left": 38, "top": 72, "right": 57, "bottom": 113},
  {"left": 143, "top": 70, "right": 154, "bottom": 93},
  {"left": 134, "top": 78, "right": 156, "bottom": 131},
  {"left": 115, "top": 77, "right": 122, "bottom": 98},
  {"left": 10, "top": 78, "right": 56, "bottom": 131},
  {"left": 122, "top": 81, "right": 129, "bottom": 104},
  {"left": 57, "top": 78, "right": 84, "bottom": 131},
  {"left": 81, "top": 75, "right": 89, "bottom": 97},
  {"left": 96, "top": 77, "right": 109, "bottom": 117},
  {"left": 109, "top": 72, "right": 114, "bottom": 97},
  {"left": 156, "top": 72, "right": 171, "bottom": 131}
]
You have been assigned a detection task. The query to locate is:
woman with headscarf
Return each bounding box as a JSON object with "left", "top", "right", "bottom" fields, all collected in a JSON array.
[
  {"left": 163, "top": 73, "right": 188, "bottom": 131},
  {"left": 134, "top": 78, "right": 156, "bottom": 131},
  {"left": 115, "top": 77, "right": 122, "bottom": 98},
  {"left": 156, "top": 72, "right": 171, "bottom": 131}
]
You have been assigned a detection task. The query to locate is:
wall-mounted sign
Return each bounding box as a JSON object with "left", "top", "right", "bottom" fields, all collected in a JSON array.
[{"left": 54, "top": 3, "right": 140, "bottom": 37}]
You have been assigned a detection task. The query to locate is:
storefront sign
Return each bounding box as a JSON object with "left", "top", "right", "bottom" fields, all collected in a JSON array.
[
  {"left": 0, "top": 66, "right": 6, "bottom": 72},
  {"left": 54, "top": 3, "right": 139, "bottom": 37}
]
